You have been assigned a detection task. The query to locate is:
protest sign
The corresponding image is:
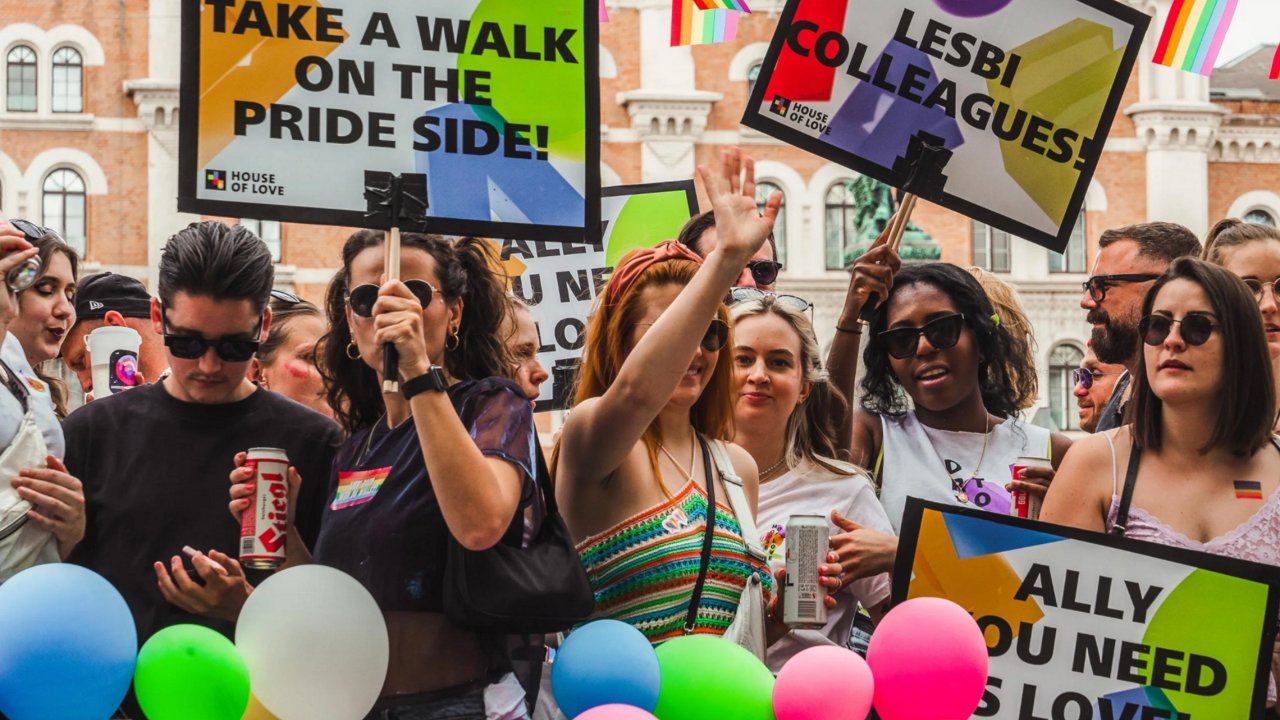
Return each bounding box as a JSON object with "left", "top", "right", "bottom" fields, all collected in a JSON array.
[
  {"left": 895, "top": 499, "right": 1280, "bottom": 719},
  {"left": 495, "top": 181, "right": 698, "bottom": 411},
  {"left": 741, "top": 0, "right": 1148, "bottom": 252},
  {"left": 178, "top": 0, "right": 599, "bottom": 242}
]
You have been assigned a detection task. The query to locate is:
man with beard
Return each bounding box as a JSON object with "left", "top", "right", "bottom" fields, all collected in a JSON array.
[{"left": 1080, "top": 222, "right": 1202, "bottom": 431}]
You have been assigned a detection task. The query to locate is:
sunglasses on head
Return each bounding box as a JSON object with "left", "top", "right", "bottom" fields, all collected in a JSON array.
[
  {"left": 635, "top": 318, "right": 729, "bottom": 353},
  {"left": 270, "top": 289, "right": 303, "bottom": 305},
  {"left": 879, "top": 313, "right": 965, "bottom": 360},
  {"left": 727, "top": 287, "right": 812, "bottom": 313},
  {"left": 161, "top": 306, "right": 263, "bottom": 362},
  {"left": 746, "top": 260, "right": 783, "bottom": 287},
  {"left": 346, "top": 279, "right": 438, "bottom": 318},
  {"left": 1072, "top": 368, "right": 1107, "bottom": 390},
  {"left": 1139, "top": 312, "right": 1218, "bottom": 347}
]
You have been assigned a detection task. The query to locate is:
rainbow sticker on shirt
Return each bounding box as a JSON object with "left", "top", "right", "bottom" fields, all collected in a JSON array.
[
  {"left": 332, "top": 467, "right": 391, "bottom": 510},
  {"left": 762, "top": 524, "right": 785, "bottom": 561}
]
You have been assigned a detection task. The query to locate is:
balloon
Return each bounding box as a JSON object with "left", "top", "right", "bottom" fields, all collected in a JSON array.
[
  {"left": 577, "top": 705, "right": 659, "bottom": 720},
  {"left": 0, "top": 564, "right": 136, "bottom": 720},
  {"left": 866, "top": 597, "right": 988, "bottom": 720},
  {"left": 135, "top": 624, "right": 250, "bottom": 720},
  {"left": 773, "top": 646, "right": 874, "bottom": 720},
  {"left": 236, "top": 565, "right": 388, "bottom": 720},
  {"left": 552, "top": 620, "right": 660, "bottom": 718},
  {"left": 652, "top": 636, "right": 773, "bottom": 720},
  {"left": 242, "top": 694, "right": 281, "bottom": 720}
]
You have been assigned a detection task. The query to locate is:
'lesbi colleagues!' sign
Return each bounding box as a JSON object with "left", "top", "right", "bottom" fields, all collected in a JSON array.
[
  {"left": 896, "top": 500, "right": 1280, "bottom": 720},
  {"left": 178, "top": 0, "right": 600, "bottom": 242},
  {"left": 742, "top": 0, "right": 1147, "bottom": 252}
]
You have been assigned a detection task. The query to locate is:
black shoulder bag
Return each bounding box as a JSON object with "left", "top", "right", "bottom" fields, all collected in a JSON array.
[
  {"left": 683, "top": 437, "right": 716, "bottom": 633},
  {"left": 443, "top": 447, "right": 596, "bottom": 634}
]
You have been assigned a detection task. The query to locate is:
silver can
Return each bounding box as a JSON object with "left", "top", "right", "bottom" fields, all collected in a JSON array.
[
  {"left": 783, "top": 514, "right": 829, "bottom": 628},
  {"left": 239, "top": 447, "right": 289, "bottom": 569}
]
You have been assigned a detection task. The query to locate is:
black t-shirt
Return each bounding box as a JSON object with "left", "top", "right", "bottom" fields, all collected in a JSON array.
[
  {"left": 312, "top": 377, "right": 536, "bottom": 613},
  {"left": 64, "top": 382, "right": 341, "bottom": 645}
]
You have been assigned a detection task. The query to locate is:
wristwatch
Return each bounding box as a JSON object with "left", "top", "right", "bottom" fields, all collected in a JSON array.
[{"left": 401, "top": 365, "right": 448, "bottom": 399}]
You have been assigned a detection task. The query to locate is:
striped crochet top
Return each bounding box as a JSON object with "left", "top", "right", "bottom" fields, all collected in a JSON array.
[{"left": 576, "top": 480, "right": 774, "bottom": 643}]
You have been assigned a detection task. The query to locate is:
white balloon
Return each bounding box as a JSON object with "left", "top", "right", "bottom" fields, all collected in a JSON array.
[{"left": 236, "top": 565, "right": 388, "bottom": 720}]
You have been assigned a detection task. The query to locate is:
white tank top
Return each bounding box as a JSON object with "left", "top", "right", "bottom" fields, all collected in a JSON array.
[{"left": 878, "top": 412, "right": 1051, "bottom": 532}]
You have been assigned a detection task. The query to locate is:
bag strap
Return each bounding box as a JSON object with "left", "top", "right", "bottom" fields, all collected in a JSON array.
[
  {"left": 684, "top": 436, "right": 716, "bottom": 633},
  {"left": 1111, "top": 441, "right": 1141, "bottom": 536},
  {"left": 707, "top": 440, "right": 765, "bottom": 560},
  {"left": 0, "top": 359, "right": 29, "bottom": 414}
]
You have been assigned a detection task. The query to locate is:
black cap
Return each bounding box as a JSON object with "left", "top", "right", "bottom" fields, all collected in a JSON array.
[{"left": 74, "top": 272, "right": 152, "bottom": 320}]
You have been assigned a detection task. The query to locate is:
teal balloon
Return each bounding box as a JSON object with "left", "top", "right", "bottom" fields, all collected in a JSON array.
[
  {"left": 134, "top": 624, "right": 250, "bottom": 720},
  {"left": 653, "top": 636, "right": 775, "bottom": 720}
]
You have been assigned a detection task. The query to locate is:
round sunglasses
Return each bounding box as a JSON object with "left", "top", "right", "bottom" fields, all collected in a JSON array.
[
  {"left": 346, "top": 279, "right": 438, "bottom": 318},
  {"left": 745, "top": 260, "right": 783, "bottom": 286},
  {"left": 727, "top": 287, "right": 812, "bottom": 313},
  {"left": 879, "top": 314, "right": 965, "bottom": 360},
  {"left": 1072, "top": 368, "right": 1110, "bottom": 390},
  {"left": 1139, "top": 312, "right": 1218, "bottom": 347}
]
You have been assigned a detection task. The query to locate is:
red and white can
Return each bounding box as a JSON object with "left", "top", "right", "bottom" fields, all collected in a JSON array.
[
  {"left": 1010, "top": 455, "right": 1051, "bottom": 520},
  {"left": 239, "top": 447, "right": 289, "bottom": 569}
]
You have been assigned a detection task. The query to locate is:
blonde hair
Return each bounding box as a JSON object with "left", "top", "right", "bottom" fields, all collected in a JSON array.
[{"left": 966, "top": 266, "right": 1038, "bottom": 412}]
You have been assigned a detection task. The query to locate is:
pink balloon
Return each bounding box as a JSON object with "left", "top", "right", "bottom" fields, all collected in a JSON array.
[
  {"left": 866, "top": 598, "right": 988, "bottom": 720},
  {"left": 576, "top": 704, "right": 658, "bottom": 720},
  {"left": 773, "top": 646, "right": 874, "bottom": 720}
]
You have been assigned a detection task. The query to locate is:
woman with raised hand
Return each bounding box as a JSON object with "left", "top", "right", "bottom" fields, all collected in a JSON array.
[
  {"left": 1041, "top": 257, "right": 1279, "bottom": 707},
  {"left": 555, "top": 148, "right": 788, "bottom": 645}
]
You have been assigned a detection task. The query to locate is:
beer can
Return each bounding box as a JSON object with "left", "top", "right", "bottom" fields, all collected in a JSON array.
[
  {"left": 1010, "top": 455, "right": 1051, "bottom": 521},
  {"left": 239, "top": 447, "right": 289, "bottom": 569},
  {"left": 783, "top": 514, "right": 829, "bottom": 629}
]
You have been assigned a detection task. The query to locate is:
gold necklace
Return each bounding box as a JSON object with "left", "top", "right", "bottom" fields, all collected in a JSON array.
[
  {"left": 657, "top": 428, "right": 697, "bottom": 485},
  {"left": 759, "top": 455, "right": 787, "bottom": 480},
  {"left": 953, "top": 416, "right": 992, "bottom": 504}
]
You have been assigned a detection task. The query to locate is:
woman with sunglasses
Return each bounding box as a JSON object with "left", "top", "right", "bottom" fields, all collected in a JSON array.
[
  {"left": 851, "top": 261, "right": 1072, "bottom": 533},
  {"left": 247, "top": 290, "right": 332, "bottom": 419},
  {"left": 729, "top": 291, "right": 892, "bottom": 671},
  {"left": 555, "top": 149, "right": 781, "bottom": 645},
  {"left": 1041, "top": 258, "right": 1280, "bottom": 707}
]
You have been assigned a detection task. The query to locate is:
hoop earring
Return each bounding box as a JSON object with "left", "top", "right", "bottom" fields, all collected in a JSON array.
[
  {"left": 446, "top": 327, "right": 460, "bottom": 351},
  {"left": 346, "top": 341, "right": 360, "bottom": 359}
]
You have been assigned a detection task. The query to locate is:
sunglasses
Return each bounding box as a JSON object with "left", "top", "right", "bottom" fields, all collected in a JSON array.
[
  {"left": 879, "top": 313, "right": 965, "bottom": 360},
  {"left": 1139, "top": 312, "right": 1218, "bottom": 347},
  {"left": 636, "top": 318, "right": 730, "bottom": 353},
  {"left": 1243, "top": 278, "right": 1280, "bottom": 302},
  {"left": 746, "top": 260, "right": 783, "bottom": 287},
  {"left": 346, "top": 279, "right": 438, "bottom": 318},
  {"left": 270, "top": 289, "right": 303, "bottom": 305},
  {"left": 1081, "top": 274, "right": 1161, "bottom": 303},
  {"left": 1072, "top": 368, "right": 1109, "bottom": 390},
  {"left": 727, "top": 287, "right": 812, "bottom": 313},
  {"left": 5, "top": 219, "right": 51, "bottom": 292},
  {"left": 161, "top": 307, "right": 263, "bottom": 362}
]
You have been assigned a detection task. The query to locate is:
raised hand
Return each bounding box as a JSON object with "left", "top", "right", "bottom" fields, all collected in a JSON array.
[{"left": 696, "top": 147, "right": 781, "bottom": 264}]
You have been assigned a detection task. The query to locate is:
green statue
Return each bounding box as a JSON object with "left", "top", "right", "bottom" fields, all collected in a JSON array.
[{"left": 842, "top": 176, "right": 941, "bottom": 268}]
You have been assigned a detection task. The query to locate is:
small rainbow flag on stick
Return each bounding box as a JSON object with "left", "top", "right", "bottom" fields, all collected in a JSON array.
[
  {"left": 692, "top": 0, "right": 752, "bottom": 12},
  {"left": 671, "top": 0, "right": 741, "bottom": 46},
  {"left": 1152, "top": 0, "right": 1239, "bottom": 76}
]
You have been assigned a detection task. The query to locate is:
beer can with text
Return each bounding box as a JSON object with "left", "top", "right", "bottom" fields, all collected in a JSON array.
[
  {"left": 239, "top": 447, "right": 289, "bottom": 569},
  {"left": 1010, "top": 455, "right": 1051, "bottom": 520},
  {"left": 783, "top": 514, "right": 829, "bottom": 629}
]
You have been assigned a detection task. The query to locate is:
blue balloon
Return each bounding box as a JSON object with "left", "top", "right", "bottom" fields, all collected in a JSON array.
[
  {"left": 552, "top": 620, "right": 660, "bottom": 719},
  {"left": 0, "top": 564, "right": 137, "bottom": 720}
]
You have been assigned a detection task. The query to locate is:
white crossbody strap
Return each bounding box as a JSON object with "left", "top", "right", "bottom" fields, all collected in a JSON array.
[{"left": 707, "top": 440, "right": 766, "bottom": 561}]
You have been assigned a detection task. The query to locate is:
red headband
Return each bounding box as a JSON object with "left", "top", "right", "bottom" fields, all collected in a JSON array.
[{"left": 604, "top": 240, "right": 704, "bottom": 307}]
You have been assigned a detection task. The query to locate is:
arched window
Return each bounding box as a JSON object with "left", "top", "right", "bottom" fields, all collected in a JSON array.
[
  {"left": 42, "top": 169, "right": 86, "bottom": 255},
  {"left": 972, "top": 219, "right": 1011, "bottom": 273},
  {"left": 1245, "top": 209, "right": 1276, "bottom": 227},
  {"left": 239, "top": 219, "right": 282, "bottom": 262},
  {"left": 51, "top": 47, "right": 83, "bottom": 113},
  {"left": 6, "top": 46, "right": 37, "bottom": 112},
  {"left": 1048, "top": 344, "right": 1085, "bottom": 431},
  {"left": 756, "top": 180, "right": 785, "bottom": 267},
  {"left": 747, "top": 61, "right": 762, "bottom": 92},
  {"left": 824, "top": 182, "right": 857, "bottom": 270},
  {"left": 1049, "top": 210, "right": 1087, "bottom": 273}
]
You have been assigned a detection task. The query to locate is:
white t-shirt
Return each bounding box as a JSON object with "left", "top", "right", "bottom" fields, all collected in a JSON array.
[
  {"left": 0, "top": 333, "right": 64, "bottom": 459},
  {"left": 756, "top": 457, "right": 894, "bottom": 672}
]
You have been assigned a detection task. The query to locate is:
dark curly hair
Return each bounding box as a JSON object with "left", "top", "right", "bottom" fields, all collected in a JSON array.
[
  {"left": 859, "top": 262, "right": 1020, "bottom": 419},
  {"left": 319, "top": 230, "right": 513, "bottom": 435}
]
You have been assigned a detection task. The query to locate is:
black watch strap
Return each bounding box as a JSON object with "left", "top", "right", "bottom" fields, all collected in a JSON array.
[{"left": 402, "top": 366, "right": 448, "bottom": 399}]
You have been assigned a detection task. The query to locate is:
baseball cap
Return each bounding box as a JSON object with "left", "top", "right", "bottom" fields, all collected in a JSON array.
[{"left": 74, "top": 272, "right": 153, "bottom": 320}]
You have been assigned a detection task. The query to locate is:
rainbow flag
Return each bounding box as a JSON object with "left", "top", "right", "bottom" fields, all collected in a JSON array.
[
  {"left": 1151, "top": 0, "right": 1239, "bottom": 76},
  {"left": 671, "top": 0, "right": 741, "bottom": 46},
  {"left": 1235, "top": 480, "right": 1264, "bottom": 500},
  {"left": 692, "top": 0, "right": 752, "bottom": 12}
]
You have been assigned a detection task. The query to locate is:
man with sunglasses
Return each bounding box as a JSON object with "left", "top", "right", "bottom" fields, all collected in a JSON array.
[
  {"left": 60, "top": 272, "right": 170, "bottom": 400},
  {"left": 1081, "top": 222, "right": 1201, "bottom": 432},
  {"left": 61, "top": 221, "right": 341, "bottom": 719},
  {"left": 677, "top": 210, "right": 783, "bottom": 290},
  {"left": 1072, "top": 344, "right": 1125, "bottom": 433}
]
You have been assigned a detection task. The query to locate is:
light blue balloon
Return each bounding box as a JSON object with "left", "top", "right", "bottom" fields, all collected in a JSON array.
[
  {"left": 0, "top": 564, "right": 137, "bottom": 720},
  {"left": 552, "top": 619, "right": 660, "bottom": 719}
]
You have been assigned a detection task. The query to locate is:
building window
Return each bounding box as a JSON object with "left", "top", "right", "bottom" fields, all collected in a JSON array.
[
  {"left": 972, "top": 220, "right": 1011, "bottom": 273},
  {"left": 239, "top": 219, "right": 282, "bottom": 262},
  {"left": 42, "top": 169, "right": 86, "bottom": 255},
  {"left": 1245, "top": 209, "right": 1276, "bottom": 227},
  {"left": 6, "top": 46, "right": 37, "bottom": 112},
  {"left": 1049, "top": 211, "right": 1087, "bottom": 273},
  {"left": 756, "top": 181, "right": 785, "bottom": 267},
  {"left": 747, "top": 61, "right": 762, "bottom": 92},
  {"left": 1048, "top": 344, "right": 1085, "bottom": 431},
  {"left": 51, "top": 47, "right": 83, "bottom": 113},
  {"left": 825, "top": 181, "right": 858, "bottom": 270}
]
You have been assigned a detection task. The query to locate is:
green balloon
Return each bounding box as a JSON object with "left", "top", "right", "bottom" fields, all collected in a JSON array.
[
  {"left": 134, "top": 624, "right": 250, "bottom": 720},
  {"left": 653, "top": 635, "right": 775, "bottom": 720}
]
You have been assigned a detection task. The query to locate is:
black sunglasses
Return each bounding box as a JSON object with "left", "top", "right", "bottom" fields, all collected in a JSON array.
[
  {"left": 636, "top": 318, "right": 729, "bottom": 353},
  {"left": 879, "top": 314, "right": 965, "bottom": 360},
  {"left": 161, "top": 306, "right": 263, "bottom": 362},
  {"left": 1139, "top": 313, "right": 1218, "bottom": 347},
  {"left": 727, "top": 287, "right": 812, "bottom": 313},
  {"left": 1082, "top": 274, "right": 1160, "bottom": 303},
  {"left": 270, "top": 289, "right": 303, "bottom": 305},
  {"left": 746, "top": 260, "right": 783, "bottom": 286},
  {"left": 1242, "top": 278, "right": 1280, "bottom": 302},
  {"left": 1072, "top": 368, "right": 1109, "bottom": 390},
  {"left": 347, "top": 279, "right": 437, "bottom": 318}
]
